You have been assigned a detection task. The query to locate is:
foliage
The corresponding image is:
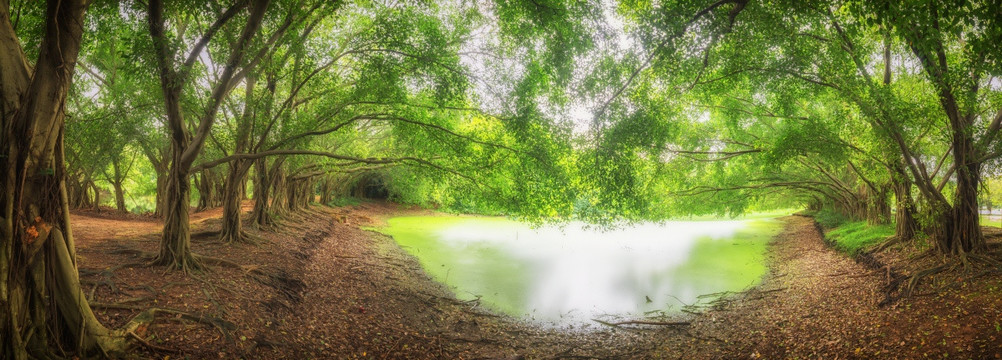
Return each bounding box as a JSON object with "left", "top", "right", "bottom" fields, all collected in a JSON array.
[
  {"left": 328, "top": 196, "right": 361, "bottom": 208},
  {"left": 813, "top": 208, "right": 850, "bottom": 229}
]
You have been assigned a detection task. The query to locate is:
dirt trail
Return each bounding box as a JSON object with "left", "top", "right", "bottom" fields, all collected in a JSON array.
[
  {"left": 675, "top": 215, "right": 1002, "bottom": 359},
  {"left": 69, "top": 205, "right": 1002, "bottom": 359}
]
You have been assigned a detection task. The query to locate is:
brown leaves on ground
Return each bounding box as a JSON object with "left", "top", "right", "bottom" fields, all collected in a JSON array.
[{"left": 73, "top": 207, "right": 1002, "bottom": 359}]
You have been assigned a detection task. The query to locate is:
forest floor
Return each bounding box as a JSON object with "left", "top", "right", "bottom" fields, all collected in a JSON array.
[{"left": 73, "top": 202, "right": 1002, "bottom": 359}]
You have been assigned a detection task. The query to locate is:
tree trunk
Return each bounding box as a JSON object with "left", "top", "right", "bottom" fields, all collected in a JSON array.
[
  {"left": 148, "top": 0, "right": 269, "bottom": 269},
  {"left": 251, "top": 158, "right": 273, "bottom": 227},
  {"left": 113, "top": 180, "right": 126, "bottom": 212},
  {"left": 195, "top": 170, "right": 214, "bottom": 212},
  {"left": 866, "top": 187, "right": 890, "bottom": 225},
  {"left": 891, "top": 163, "right": 917, "bottom": 242},
  {"left": 152, "top": 146, "right": 200, "bottom": 271},
  {"left": 219, "top": 161, "right": 252, "bottom": 243},
  {"left": 0, "top": 1, "right": 136, "bottom": 357},
  {"left": 219, "top": 76, "right": 256, "bottom": 243},
  {"left": 112, "top": 160, "right": 127, "bottom": 212},
  {"left": 241, "top": 175, "right": 250, "bottom": 200},
  {"left": 271, "top": 166, "right": 289, "bottom": 218},
  {"left": 944, "top": 144, "right": 984, "bottom": 254},
  {"left": 91, "top": 179, "right": 101, "bottom": 210}
]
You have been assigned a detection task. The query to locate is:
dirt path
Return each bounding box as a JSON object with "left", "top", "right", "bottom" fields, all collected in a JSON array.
[
  {"left": 674, "top": 215, "right": 1002, "bottom": 359},
  {"left": 71, "top": 205, "right": 1002, "bottom": 359}
]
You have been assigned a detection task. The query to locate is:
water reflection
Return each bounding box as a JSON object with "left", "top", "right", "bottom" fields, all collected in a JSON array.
[{"left": 381, "top": 216, "right": 781, "bottom": 325}]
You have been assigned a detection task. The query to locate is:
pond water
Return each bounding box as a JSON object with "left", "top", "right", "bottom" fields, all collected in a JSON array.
[{"left": 378, "top": 215, "right": 783, "bottom": 325}]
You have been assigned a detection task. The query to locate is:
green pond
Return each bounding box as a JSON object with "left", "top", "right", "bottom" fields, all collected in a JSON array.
[{"left": 378, "top": 215, "right": 783, "bottom": 325}]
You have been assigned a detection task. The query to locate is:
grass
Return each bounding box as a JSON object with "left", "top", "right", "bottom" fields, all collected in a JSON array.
[
  {"left": 826, "top": 221, "right": 895, "bottom": 255},
  {"left": 980, "top": 215, "right": 1001, "bottom": 228}
]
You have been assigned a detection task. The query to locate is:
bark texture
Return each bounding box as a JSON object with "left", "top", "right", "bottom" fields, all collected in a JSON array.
[{"left": 0, "top": 2, "right": 136, "bottom": 357}]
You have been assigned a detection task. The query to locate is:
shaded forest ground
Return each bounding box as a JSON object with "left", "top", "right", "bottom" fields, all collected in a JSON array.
[{"left": 73, "top": 203, "right": 1002, "bottom": 359}]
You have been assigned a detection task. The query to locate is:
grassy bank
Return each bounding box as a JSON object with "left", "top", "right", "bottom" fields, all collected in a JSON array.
[
  {"left": 808, "top": 209, "right": 894, "bottom": 255},
  {"left": 825, "top": 221, "right": 895, "bottom": 254}
]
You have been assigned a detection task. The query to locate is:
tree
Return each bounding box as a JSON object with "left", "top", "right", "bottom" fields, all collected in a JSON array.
[
  {"left": 146, "top": 0, "right": 271, "bottom": 271},
  {"left": 0, "top": 1, "right": 141, "bottom": 357},
  {"left": 582, "top": 0, "right": 1001, "bottom": 257}
]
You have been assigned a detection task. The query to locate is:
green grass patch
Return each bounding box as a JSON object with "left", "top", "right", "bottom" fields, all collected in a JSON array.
[
  {"left": 826, "top": 221, "right": 895, "bottom": 254},
  {"left": 980, "top": 215, "right": 1001, "bottom": 228}
]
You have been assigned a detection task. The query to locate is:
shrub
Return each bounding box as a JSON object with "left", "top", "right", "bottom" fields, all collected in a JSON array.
[{"left": 814, "top": 208, "right": 849, "bottom": 228}]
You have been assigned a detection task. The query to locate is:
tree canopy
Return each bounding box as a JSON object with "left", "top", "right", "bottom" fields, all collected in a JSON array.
[{"left": 2, "top": 0, "right": 1001, "bottom": 356}]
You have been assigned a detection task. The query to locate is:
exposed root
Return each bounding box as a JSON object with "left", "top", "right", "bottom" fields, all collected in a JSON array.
[
  {"left": 149, "top": 252, "right": 204, "bottom": 273},
  {"left": 901, "top": 264, "right": 951, "bottom": 298},
  {"left": 92, "top": 302, "right": 238, "bottom": 341},
  {"left": 220, "top": 229, "right": 266, "bottom": 245},
  {"left": 871, "top": 235, "right": 906, "bottom": 253}
]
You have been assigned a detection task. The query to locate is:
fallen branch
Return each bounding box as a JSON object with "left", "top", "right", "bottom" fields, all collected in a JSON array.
[{"left": 592, "top": 319, "right": 690, "bottom": 327}]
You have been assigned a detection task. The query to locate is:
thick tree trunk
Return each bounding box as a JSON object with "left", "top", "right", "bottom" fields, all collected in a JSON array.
[
  {"left": 271, "top": 166, "right": 289, "bottom": 218},
  {"left": 148, "top": 0, "right": 269, "bottom": 269},
  {"left": 113, "top": 180, "right": 126, "bottom": 212},
  {"left": 944, "top": 146, "right": 984, "bottom": 254},
  {"left": 867, "top": 188, "right": 890, "bottom": 225},
  {"left": 152, "top": 148, "right": 200, "bottom": 271},
  {"left": 891, "top": 163, "right": 917, "bottom": 242},
  {"left": 195, "top": 170, "right": 214, "bottom": 212},
  {"left": 220, "top": 161, "right": 252, "bottom": 243},
  {"left": 219, "top": 76, "right": 256, "bottom": 243},
  {"left": 241, "top": 175, "right": 250, "bottom": 200},
  {"left": 67, "top": 173, "right": 89, "bottom": 208},
  {"left": 251, "top": 158, "right": 273, "bottom": 227},
  {"left": 0, "top": 1, "right": 135, "bottom": 357}
]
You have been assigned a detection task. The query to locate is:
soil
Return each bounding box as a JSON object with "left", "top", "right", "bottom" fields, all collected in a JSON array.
[{"left": 74, "top": 203, "right": 1002, "bottom": 359}]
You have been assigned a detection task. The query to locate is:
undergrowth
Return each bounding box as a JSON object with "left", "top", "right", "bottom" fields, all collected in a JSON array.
[
  {"left": 812, "top": 208, "right": 850, "bottom": 228},
  {"left": 329, "top": 197, "right": 362, "bottom": 207}
]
